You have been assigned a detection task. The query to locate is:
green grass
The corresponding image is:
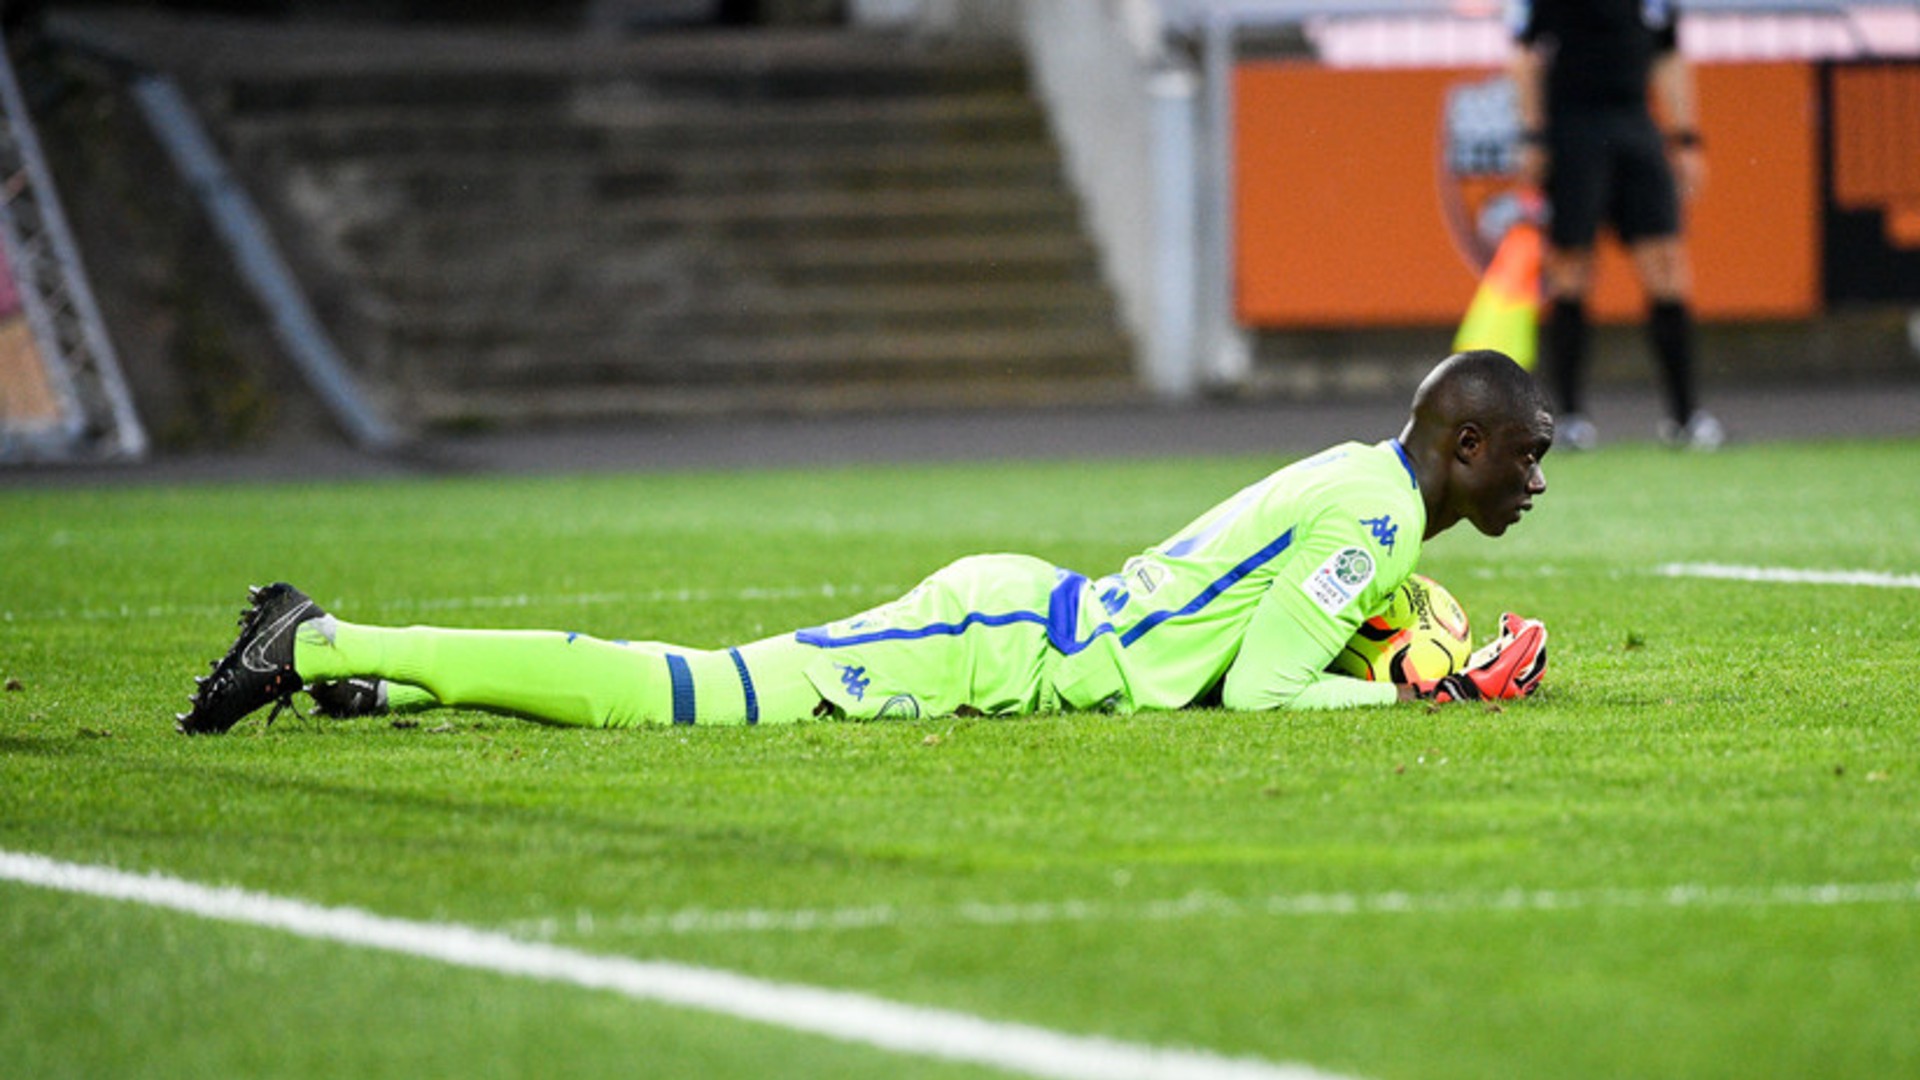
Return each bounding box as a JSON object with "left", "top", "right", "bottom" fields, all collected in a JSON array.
[{"left": 3, "top": 441, "right": 1918, "bottom": 1079}]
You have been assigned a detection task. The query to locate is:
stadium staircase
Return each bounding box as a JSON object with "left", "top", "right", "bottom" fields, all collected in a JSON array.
[{"left": 75, "top": 14, "right": 1137, "bottom": 427}]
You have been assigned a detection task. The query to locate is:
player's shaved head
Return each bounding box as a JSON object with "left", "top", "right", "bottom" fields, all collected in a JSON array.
[
  {"left": 1400, "top": 350, "right": 1554, "bottom": 539},
  {"left": 1407, "top": 350, "right": 1550, "bottom": 435}
]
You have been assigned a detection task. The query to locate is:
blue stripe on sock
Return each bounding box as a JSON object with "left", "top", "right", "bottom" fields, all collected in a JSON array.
[
  {"left": 665, "top": 653, "right": 695, "bottom": 726},
  {"left": 727, "top": 647, "right": 759, "bottom": 726}
]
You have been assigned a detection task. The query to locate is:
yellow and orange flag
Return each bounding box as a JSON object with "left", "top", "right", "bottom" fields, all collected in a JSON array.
[{"left": 1453, "top": 196, "right": 1543, "bottom": 370}]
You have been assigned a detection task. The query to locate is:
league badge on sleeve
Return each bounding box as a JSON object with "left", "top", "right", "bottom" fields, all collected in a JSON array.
[{"left": 1303, "top": 547, "right": 1375, "bottom": 617}]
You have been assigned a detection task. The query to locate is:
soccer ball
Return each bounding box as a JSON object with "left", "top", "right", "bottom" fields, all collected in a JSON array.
[{"left": 1327, "top": 574, "right": 1472, "bottom": 685}]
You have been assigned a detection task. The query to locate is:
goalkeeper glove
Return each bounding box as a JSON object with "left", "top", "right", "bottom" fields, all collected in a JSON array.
[{"left": 1415, "top": 612, "right": 1547, "bottom": 702}]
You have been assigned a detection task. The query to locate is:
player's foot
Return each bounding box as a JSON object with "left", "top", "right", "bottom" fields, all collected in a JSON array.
[
  {"left": 308, "top": 677, "right": 388, "bottom": 719},
  {"left": 177, "top": 583, "right": 324, "bottom": 735},
  {"left": 1559, "top": 413, "right": 1599, "bottom": 452},
  {"left": 1659, "top": 410, "right": 1724, "bottom": 451}
]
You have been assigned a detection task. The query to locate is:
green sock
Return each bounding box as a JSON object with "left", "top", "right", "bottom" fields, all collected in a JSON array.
[
  {"left": 295, "top": 620, "right": 674, "bottom": 728},
  {"left": 383, "top": 683, "right": 437, "bottom": 713},
  {"left": 295, "top": 618, "right": 828, "bottom": 727}
]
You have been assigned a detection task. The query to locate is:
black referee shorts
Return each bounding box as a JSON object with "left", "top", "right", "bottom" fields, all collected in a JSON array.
[{"left": 1544, "top": 107, "right": 1681, "bottom": 250}]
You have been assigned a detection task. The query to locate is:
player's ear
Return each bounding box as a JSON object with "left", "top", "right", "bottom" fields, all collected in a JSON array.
[{"left": 1453, "top": 421, "right": 1485, "bottom": 464}]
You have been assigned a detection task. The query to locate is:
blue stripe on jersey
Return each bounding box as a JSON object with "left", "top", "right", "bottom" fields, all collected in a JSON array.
[
  {"left": 727, "top": 646, "right": 759, "bottom": 725},
  {"left": 665, "top": 653, "right": 696, "bottom": 725},
  {"left": 1389, "top": 439, "right": 1418, "bottom": 487},
  {"left": 795, "top": 529, "right": 1297, "bottom": 659},
  {"left": 1046, "top": 570, "right": 1102, "bottom": 654},
  {"left": 1116, "top": 527, "right": 1294, "bottom": 647},
  {"left": 795, "top": 609, "right": 1048, "bottom": 649}
]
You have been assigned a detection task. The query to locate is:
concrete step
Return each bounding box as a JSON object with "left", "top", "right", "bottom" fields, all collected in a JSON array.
[
  {"left": 290, "top": 142, "right": 1065, "bottom": 209},
  {"left": 226, "top": 92, "right": 1050, "bottom": 160},
  {"left": 356, "top": 232, "right": 1105, "bottom": 298},
  {"left": 395, "top": 326, "right": 1133, "bottom": 407},
  {"left": 64, "top": 11, "right": 1028, "bottom": 88},
  {"left": 379, "top": 280, "right": 1117, "bottom": 334},
  {"left": 411, "top": 370, "right": 1144, "bottom": 426},
  {"left": 339, "top": 186, "right": 1080, "bottom": 253}
]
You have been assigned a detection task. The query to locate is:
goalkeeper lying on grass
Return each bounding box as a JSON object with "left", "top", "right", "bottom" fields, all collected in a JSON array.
[{"left": 177, "top": 350, "right": 1552, "bottom": 735}]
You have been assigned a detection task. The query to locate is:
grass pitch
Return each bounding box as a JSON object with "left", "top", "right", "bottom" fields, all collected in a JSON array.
[{"left": 3, "top": 440, "right": 1917, "bottom": 1079}]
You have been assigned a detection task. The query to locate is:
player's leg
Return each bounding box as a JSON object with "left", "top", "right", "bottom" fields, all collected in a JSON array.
[
  {"left": 293, "top": 619, "right": 825, "bottom": 727},
  {"left": 1616, "top": 117, "right": 1719, "bottom": 449},
  {"left": 180, "top": 582, "right": 826, "bottom": 733},
  {"left": 790, "top": 554, "right": 1059, "bottom": 720},
  {"left": 1543, "top": 246, "right": 1596, "bottom": 423},
  {"left": 1629, "top": 234, "right": 1709, "bottom": 432},
  {"left": 1541, "top": 114, "right": 1609, "bottom": 449},
  {"left": 292, "top": 619, "right": 676, "bottom": 727}
]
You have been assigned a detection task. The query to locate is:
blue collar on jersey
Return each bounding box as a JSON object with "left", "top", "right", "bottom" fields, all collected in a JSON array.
[{"left": 1387, "top": 439, "right": 1418, "bottom": 488}]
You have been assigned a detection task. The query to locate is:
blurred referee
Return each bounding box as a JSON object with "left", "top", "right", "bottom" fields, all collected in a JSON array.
[{"left": 1511, "top": 0, "right": 1722, "bottom": 451}]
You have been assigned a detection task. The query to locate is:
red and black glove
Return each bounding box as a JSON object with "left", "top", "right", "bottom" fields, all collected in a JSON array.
[{"left": 1415, "top": 612, "right": 1548, "bottom": 702}]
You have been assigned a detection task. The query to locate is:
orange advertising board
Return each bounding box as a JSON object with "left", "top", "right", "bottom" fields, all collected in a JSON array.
[{"left": 1234, "top": 62, "right": 1820, "bottom": 327}]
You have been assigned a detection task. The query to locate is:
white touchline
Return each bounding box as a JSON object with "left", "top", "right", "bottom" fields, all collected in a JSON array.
[
  {"left": 502, "top": 879, "right": 1920, "bottom": 941},
  {"left": 1656, "top": 563, "right": 1920, "bottom": 590},
  {"left": 0, "top": 851, "right": 1354, "bottom": 1080},
  {"left": 0, "top": 582, "right": 901, "bottom": 625}
]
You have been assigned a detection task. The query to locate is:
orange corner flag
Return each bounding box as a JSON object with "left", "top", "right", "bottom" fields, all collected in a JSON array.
[{"left": 1453, "top": 216, "right": 1542, "bottom": 370}]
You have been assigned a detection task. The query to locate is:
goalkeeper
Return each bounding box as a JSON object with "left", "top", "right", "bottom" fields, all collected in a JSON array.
[{"left": 178, "top": 350, "right": 1552, "bottom": 735}]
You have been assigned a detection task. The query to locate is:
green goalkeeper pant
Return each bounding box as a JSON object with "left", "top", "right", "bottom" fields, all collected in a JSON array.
[
  {"left": 294, "top": 623, "right": 827, "bottom": 727},
  {"left": 291, "top": 555, "right": 1066, "bottom": 728}
]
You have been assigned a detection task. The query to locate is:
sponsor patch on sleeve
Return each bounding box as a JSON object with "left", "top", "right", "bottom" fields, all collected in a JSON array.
[{"left": 1301, "top": 547, "right": 1375, "bottom": 617}]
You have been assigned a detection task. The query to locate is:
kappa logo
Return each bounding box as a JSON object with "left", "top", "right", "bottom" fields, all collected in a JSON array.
[
  {"left": 1361, "top": 514, "right": 1398, "bottom": 553},
  {"left": 838, "top": 664, "right": 871, "bottom": 702}
]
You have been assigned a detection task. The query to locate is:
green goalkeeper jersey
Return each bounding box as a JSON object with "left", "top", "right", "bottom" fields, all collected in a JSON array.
[
  {"left": 1050, "top": 439, "right": 1426, "bottom": 712},
  {"left": 793, "top": 439, "right": 1427, "bottom": 719}
]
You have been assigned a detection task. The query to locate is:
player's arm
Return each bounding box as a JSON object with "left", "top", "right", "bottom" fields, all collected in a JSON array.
[
  {"left": 1220, "top": 518, "right": 1407, "bottom": 711},
  {"left": 1220, "top": 585, "right": 1397, "bottom": 711},
  {"left": 1649, "top": 17, "right": 1706, "bottom": 198}
]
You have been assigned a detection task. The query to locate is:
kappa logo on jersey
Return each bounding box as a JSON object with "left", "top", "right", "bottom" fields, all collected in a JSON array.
[
  {"left": 1302, "top": 546, "right": 1375, "bottom": 617},
  {"left": 838, "top": 664, "right": 871, "bottom": 702},
  {"left": 1361, "top": 514, "right": 1398, "bottom": 553}
]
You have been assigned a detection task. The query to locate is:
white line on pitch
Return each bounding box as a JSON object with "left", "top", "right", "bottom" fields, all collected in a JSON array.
[
  {"left": 0, "top": 850, "right": 1353, "bottom": 1080},
  {"left": 0, "top": 582, "right": 899, "bottom": 625},
  {"left": 1656, "top": 563, "right": 1920, "bottom": 589},
  {"left": 505, "top": 880, "right": 1920, "bottom": 941}
]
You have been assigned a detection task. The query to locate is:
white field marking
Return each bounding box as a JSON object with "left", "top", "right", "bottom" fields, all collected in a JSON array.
[
  {"left": 0, "top": 582, "right": 899, "bottom": 625},
  {"left": 503, "top": 880, "right": 1920, "bottom": 942},
  {"left": 0, "top": 851, "right": 1351, "bottom": 1080},
  {"left": 1656, "top": 563, "right": 1920, "bottom": 590}
]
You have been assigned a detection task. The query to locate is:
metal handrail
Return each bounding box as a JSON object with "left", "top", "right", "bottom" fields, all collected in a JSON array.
[{"left": 0, "top": 25, "right": 147, "bottom": 461}]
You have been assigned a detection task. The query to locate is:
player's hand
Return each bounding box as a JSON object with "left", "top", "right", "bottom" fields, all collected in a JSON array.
[
  {"left": 1515, "top": 143, "right": 1549, "bottom": 190},
  {"left": 1415, "top": 612, "right": 1547, "bottom": 702}
]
